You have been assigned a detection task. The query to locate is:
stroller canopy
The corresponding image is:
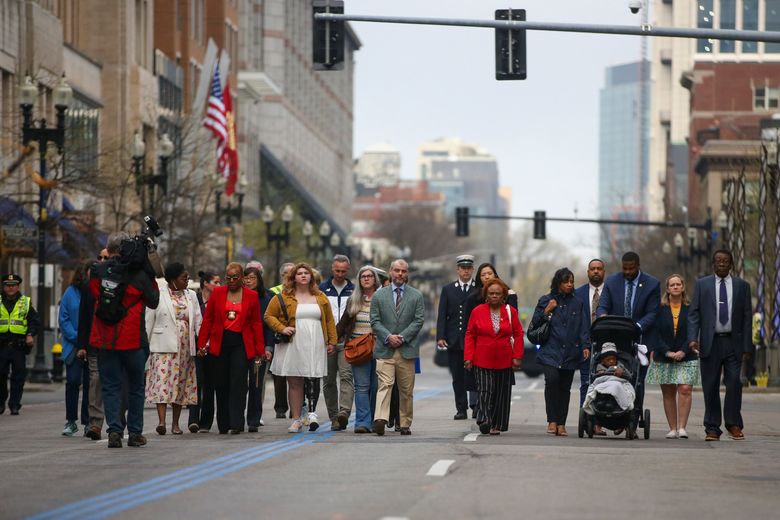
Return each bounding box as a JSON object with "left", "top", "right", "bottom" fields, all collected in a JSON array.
[{"left": 591, "top": 316, "right": 642, "bottom": 354}]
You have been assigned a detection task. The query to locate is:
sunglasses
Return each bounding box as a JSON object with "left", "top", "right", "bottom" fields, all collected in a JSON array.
[
  {"left": 225, "top": 275, "right": 241, "bottom": 281},
  {"left": 98, "top": 255, "right": 109, "bottom": 261}
]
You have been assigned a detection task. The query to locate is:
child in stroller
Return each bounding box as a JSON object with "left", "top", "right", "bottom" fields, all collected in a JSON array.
[{"left": 578, "top": 316, "right": 651, "bottom": 439}]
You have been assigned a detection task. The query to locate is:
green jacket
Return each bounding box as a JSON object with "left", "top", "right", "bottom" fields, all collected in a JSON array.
[{"left": 370, "top": 284, "right": 425, "bottom": 360}]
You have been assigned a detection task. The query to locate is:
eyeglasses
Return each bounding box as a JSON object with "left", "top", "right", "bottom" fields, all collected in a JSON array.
[
  {"left": 359, "top": 274, "right": 375, "bottom": 279},
  {"left": 225, "top": 275, "right": 241, "bottom": 281},
  {"left": 98, "top": 255, "right": 109, "bottom": 261}
]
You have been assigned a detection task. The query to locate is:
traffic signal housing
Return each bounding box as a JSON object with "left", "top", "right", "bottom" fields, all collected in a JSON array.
[
  {"left": 456, "top": 207, "right": 469, "bottom": 237},
  {"left": 533, "top": 210, "right": 546, "bottom": 239},
  {"left": 313, "top": 0, "right": 345, "bottom": 70},
  {"left": 495, "top": 9, "right": 527, "bottom": 80}
]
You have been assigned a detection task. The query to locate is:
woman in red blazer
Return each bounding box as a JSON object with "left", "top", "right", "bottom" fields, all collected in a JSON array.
[
  {"left": 197, "top": 262, "right": 264, "bottom": 434},
  {"left": 464, "top": 278, "right": 524, "bottom": 435}
]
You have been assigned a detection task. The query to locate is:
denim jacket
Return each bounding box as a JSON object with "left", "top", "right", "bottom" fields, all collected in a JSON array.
[{"left": 531, "top": 292, "right": 590, "bottom": 370}]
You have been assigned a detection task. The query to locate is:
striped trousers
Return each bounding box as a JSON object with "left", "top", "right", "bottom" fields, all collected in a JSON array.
[{"left": 473, "top": 366, "right": 513, "bottom": 431}]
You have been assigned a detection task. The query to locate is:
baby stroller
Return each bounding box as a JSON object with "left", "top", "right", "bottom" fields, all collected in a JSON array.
[{"left": 578, "top": 316, "right": 651, "bottom": 440}]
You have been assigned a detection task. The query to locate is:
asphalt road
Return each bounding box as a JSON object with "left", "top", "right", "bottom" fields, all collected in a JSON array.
[{"left": 2, "top": 345, "right": 779, "bottom": 520}]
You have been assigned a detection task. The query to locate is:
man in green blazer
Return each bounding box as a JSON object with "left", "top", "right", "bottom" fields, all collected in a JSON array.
[{"left": 370, "top": 259, "right": 425, "bottom": 436}]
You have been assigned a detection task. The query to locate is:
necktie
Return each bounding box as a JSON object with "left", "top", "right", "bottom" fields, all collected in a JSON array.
[
  {"left": 719, "top": 278, "right": 729, "bottom": 325},
  {"left": 395, "top": 287, "right": 403, "bottom": 312},
  {"left": 463, "top": 284, "right": 468, "bottom": 294},
  {"left": 624, "top": 281, "right": 634, "bottom": 318},
  {"left": 591, "top": 288, "right": 599, "bottom": 323}
]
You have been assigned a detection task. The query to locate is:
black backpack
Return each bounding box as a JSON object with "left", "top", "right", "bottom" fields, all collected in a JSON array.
[{"left": 93, "top": 260, "right": 129, "bottom": 325}]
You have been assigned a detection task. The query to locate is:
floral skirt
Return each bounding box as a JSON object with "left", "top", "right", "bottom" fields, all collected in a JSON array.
[
  {"left": 646, "top": 359, "right": 700, "bottom": 386},
  {"left": 145, "top": 352, "right": 198, "bottom": 405}
]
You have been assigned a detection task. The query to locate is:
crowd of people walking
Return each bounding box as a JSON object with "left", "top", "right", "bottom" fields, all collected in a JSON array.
[{"left": 0, "top": 231, "right": 755, "bottom": 447}]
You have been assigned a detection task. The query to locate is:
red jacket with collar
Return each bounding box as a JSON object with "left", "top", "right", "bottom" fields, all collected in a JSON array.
[
  {"left": 197, "top": 286, "right": 264, "bottom": 359},
  {"left": 464, "top": 303, "right": 524, "bottom": 369}
]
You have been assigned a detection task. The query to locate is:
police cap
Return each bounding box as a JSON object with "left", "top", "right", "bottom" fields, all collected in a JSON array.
[{"left": 1, "top": 273, "right": 22, "bottom": 285}]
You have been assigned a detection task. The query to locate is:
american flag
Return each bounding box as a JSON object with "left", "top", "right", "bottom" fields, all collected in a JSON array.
[{"left": 203, "top": 62, "right": 229, "bottom": 180}]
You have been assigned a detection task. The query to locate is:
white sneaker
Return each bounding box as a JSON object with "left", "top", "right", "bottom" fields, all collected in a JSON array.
[
  {"left": 308, "top": 412, "right": 319, "bottom": 431},
  {"left": 302, "top": 413, "right": 310, "bottom": 426},
  {"left": 665, "top": 429, "right": 678, "bottom": 439},
  {"left": 677, "top": 428, "right": 688, "bottom": 439},
  {"left": 287, "top": 420, "right": 303, "bottom": 433},
  {"left": 258, "top": 419, "right": 264, "bottom": 426}
]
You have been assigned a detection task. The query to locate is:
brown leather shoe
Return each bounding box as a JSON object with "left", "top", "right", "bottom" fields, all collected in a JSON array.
[
  {"left": 85, "top": 426, "right": 102, "bottom": 441},
  {"left": 705, "top": 432, "right": 720, "bottom": 441},
  {"left": 547, "top": 422, "right": 557, "bottom": 435},
  {"left": 727, "top": 426, "right": 745, "bottom": 440},
  {"left": 556, "top": 425, "right": 568, "bottom": 437}
]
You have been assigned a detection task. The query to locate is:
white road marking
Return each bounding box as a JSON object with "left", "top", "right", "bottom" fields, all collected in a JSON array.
[
  {"left": 527, "top": 381, "right": 540, "bottom": 391},
  {"left": 426, "top": 459, "right": 455, "bottom": 477},
  {"left": 512, "top": 395, "right": 523, "bottom": 400},
  {"left": 463, "top": 433, "right": 479, "bottom": 442}
]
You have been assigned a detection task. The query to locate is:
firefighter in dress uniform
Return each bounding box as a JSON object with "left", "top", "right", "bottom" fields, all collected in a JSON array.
[
  {"left": 436, "top": 255, "right": 477, "bottom": 420},
  {"left": 0, "top": 273, "right": 41, "bottom": 415}
]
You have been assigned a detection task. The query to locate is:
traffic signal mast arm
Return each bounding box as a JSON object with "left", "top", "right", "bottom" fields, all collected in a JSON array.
[
  {"left": 314, "top": 11, "right": 780, "bottom": 44},
  {"left": 469, "top": 213, "right": 713, "bottom": 231}
]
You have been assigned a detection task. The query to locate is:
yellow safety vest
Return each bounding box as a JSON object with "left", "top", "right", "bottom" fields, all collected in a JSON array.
[{"left": 0, "top": 296, "right": 30, "bottom": 335}]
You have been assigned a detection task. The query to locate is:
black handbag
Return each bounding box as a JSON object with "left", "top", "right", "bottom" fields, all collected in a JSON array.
[
  {"left": 273, "top": 293, "right": 292, "bottom": 344},
  {"left": 527, "top": 315, "right": 551, "bottom": 345}
]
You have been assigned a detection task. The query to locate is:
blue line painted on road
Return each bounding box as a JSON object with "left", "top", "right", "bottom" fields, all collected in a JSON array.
[{"left": 27, "top": 386, "right": 445, "bottom": 520}]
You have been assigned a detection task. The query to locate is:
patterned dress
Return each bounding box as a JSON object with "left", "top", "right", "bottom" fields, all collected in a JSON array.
[{"left": 145, "top": 289, "right": 198, "bottom": 405}]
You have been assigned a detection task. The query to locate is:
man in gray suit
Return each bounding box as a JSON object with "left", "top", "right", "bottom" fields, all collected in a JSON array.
[
  {"left": 688, "top": 249, "right": 752, "bottom": 441},
  {"left": 370, "top": 259, "right": 425, "bottom": 436}
]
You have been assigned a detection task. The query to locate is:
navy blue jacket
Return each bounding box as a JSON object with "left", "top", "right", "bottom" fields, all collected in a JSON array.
[
  {"left": 531, "top": 292, "right": 590, "bottom": 370},
  {"left": 436, "top": 280, "right": 476, "bottom": 350},
  {"left": 656, "top": 304, "right": 696, "bottom": 362},
  {"left": 596, "top": 271, "right": 660, "bottom": 348}
]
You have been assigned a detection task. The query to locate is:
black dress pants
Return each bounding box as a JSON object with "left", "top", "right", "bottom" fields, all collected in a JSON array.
[
  {"left": 0, "top": 344, "right": 27, "bottom": 411},
  {"left": 273, "top": 374, "right": 288, "bottom": 416},
  {"left": 448, "top": 349, "right": 469, "bottom": 414},
  {"left": 211, "top": 332, "right": 249, "bottom": 432},
  {"left": 246, "top": 361, "right": 268, "bottom": 427},
  {"left": 189, "top": 355, "right": 215, "bottom": 428},
  {"left": 542, "top": 366, "right": 575, "bottom": 425},
  {"left": 701, "top": 336, "right": 743, "bottom": 435}
]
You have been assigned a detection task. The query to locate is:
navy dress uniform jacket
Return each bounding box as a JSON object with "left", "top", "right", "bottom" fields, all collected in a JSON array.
[{"left": 436, "top": 281, "right": 475, "bottom": 351}]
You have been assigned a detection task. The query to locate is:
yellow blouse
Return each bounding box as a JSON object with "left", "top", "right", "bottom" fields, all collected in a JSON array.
[{"left": 670, "top": 302, "right": 682, "bottom": 335}]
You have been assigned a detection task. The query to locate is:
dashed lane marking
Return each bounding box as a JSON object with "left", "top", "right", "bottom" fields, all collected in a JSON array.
[
  {"left": 426, "top": 459, "right": 455, "bottom": 477},
  {"left": 463, "top": 433, "right": 479, "bottom": 442}
]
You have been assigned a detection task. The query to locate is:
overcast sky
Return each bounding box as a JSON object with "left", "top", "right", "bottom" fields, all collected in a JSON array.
[{"left": 351, "top": 0, "right": 644, "bottom": 261}]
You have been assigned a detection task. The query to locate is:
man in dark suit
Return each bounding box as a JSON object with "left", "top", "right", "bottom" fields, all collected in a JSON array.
[
  {"left": 575, "top": 258, "right": 606, "bottom": 434},
  {"left": 436, "top": 255, "right": 476, "bottom": 420},
  {"left": 687, "top": 249, "right": 752, "bottom": 441},
  {"left": 596, "top": 251, "right": 660, "bottom": 427}
]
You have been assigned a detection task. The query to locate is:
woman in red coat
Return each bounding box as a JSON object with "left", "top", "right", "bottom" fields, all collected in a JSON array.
[
  {"left": 197, "top": 262, "right": 265, "bottom": 434},
  {"left": 464, "top": 278, "right": 524, "bottom": 435}
]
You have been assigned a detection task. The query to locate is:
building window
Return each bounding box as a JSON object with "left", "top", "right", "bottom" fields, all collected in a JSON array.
[
  {"left": 719, "top": 0, "right": 736, "bottom": 52},
  {"left": 754, "top": 86, "right": 780, "bottom": 110},
  {"left": 190, "top": 0, "right": 203, "bottom": 43},
  {"left": 65, "top": 96, "right": 100, "bottom": 182},
  {"left": 697, "top": 0, "right": 714, "bottom": 53},
  {"left": 742, "top": 0, "right": 758, "bottom": 53},
  {"left": 767, "top": 0, "right": 780, "bottom": 53}
]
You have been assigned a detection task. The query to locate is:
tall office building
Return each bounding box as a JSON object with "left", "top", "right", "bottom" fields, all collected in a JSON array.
[
  {"left": 354, "top": 143, "right": 401, "bottom": 188},
  {"left": 598, "top": 61, "right": 650, "bottom": 258},
  {"left": 649, "top": 0, "right": 780, "bottom": 221}
]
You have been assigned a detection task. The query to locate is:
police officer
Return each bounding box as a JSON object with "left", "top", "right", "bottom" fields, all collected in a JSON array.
[
  {"left": 0, "top": 273, "right": 41, "bottom": 415},
  {"left": 436, "top": 255, "right": 477, "bottom": 420}
]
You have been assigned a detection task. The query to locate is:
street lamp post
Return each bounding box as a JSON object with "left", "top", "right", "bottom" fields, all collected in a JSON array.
[
  {"left": 215, "top": 175, "right": 248, "bottom": 266},
  {"left": 302, "top": 220, "right": 331, "bottom": 271},
  {"left": 133, "top": 132, "right": 173, "bottom": 214},
  {"left": 19, "top": 75, "right": 72, "bottom": 383},
  {"left": 264, "top": 205, "right": 294, "bottom": 283}
]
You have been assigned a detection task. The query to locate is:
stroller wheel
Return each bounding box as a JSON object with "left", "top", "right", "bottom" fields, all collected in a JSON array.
[
  {"left": 586, "top": 415, "right": 594, "bottom": 439},
  {"left": 578, "top": 409, "right": 585, "bottom": 438},
  {"left": 643, "top": 409, "right": 651, "bottom": 440}
]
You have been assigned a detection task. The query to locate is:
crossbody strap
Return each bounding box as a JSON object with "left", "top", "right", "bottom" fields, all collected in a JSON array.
[{"left": 276, "top": 293, "right": 289, "bottom": 323}]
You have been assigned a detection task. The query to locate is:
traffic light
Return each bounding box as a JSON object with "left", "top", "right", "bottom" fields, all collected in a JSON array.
[
  {"left": 494, "top": 9, "right": 527, "bottom": 80},
  {"left": 533, "top": 210, "right": 546, "bottom": 239},
  {"left": 455, "top": 207, "right": 469, "bottom": 237},
  {"left": 313, "top": 0, "right": 345, "bottom": 71}
]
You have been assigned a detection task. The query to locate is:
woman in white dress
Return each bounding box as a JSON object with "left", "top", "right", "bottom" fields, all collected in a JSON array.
[{"left": 265, "top": 263, "right": 337, "bottom": 432}]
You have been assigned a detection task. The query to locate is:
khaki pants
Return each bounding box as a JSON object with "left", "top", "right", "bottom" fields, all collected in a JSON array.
[
  {"left": 87, "top": 352, "right": 104, "bottom": 428},
  {"left": 322, "top": 345, "right": 354, "bottom": 420},
  {"left": 376, "top": 349, "right": 415, "bottom": 428}
]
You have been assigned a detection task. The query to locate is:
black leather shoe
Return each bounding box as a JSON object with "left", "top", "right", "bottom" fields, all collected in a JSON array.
[
  {"left": 248, "top": 426, "right": 258, "bottom": 433},
  {"left": 471, "top": 410, "right": 478, "bottom": 419},
  {"left": 229, "top": 429, "right": 241, "bottom": 435},
  {"left": 373, "top": 419, "right": 386, "bottom": 436},
  {"left": 399, "top": 427, "right": 411, "bottom": 435},
  {"left": 0, "top": 404, "right": 4, "bottom": 414},
  {"left": 479, "top": 422, "right": 491, "bottom": 435},
  {"left": 276, "top": 412, "right": 286, "bottom": 419},
  {"left": 454, "top": 412, "right": 468, "bottom": 420}
]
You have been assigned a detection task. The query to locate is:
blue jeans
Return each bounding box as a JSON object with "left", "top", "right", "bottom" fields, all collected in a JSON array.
[
  {"left": 98, "top": 349, "right": 146, "bottom": 435},
  {"left": 65, "top": 356, "right": 89, "bottom": 424},
  {"left": 352, "top": 359, "right": 377, "bottom": 429}
]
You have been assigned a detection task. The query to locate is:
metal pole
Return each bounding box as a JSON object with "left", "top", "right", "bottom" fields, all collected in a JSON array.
[
  {"left": 31, "top": 141, "right": 48, "bottom": 383},
  {"left": 315, "top": 13, "right": 780, "bottom": 43}
]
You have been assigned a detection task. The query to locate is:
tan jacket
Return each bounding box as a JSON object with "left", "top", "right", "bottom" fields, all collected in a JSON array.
[{"left": 265, "top": 291, "right": 338, "bottom": 345}]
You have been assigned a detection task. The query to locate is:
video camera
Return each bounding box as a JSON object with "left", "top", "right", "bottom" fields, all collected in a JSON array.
[{"left": 118, "top": 215, "right": 165, "bottom": 278}]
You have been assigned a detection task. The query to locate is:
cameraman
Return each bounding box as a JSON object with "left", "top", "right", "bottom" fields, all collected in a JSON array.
[
  {"left": 88, "top": 231, "right": 160, "bottom": 448},
  {"left": 0, "top": 274, "right": 41, "bottom": 415}
]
